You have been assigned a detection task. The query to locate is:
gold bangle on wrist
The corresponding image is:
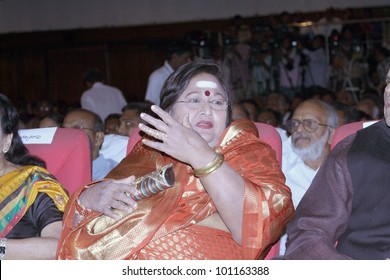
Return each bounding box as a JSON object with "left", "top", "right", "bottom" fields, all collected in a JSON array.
[{"left": 194, "top": 152, "right": 225, "bottom": 177}]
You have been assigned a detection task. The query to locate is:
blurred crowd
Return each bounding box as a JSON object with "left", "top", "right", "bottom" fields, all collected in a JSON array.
[{"left": 15, "top": 7, "right": 390, "bottom": 132}]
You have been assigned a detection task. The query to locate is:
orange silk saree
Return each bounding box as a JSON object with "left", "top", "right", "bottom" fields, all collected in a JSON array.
[{"left": 56, "top": 119, "right": 293, "bottom": 259}]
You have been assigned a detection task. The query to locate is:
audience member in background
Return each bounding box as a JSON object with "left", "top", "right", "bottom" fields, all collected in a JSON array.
[
  {"left": 102, "top": 104, "right": 148, "bottom": 167},
  {"left": 279, "top": 99, "right": 338, "bottom": 256},
  {"left": 81, "top": 68, "right": 127, "bottom": 122},
  {"left": 222, "top": 24, "right": 252, "bottom": 101},
  {"left": 57, "top": 60, "right": 293, "bottom": 260},
  {"left": 39, "top": 112, "right": 64, "bottom": 128},
  {"left": 314, "top": 7, "right": 342, "bottom": 39},
  {"left": 145, "top": 40, "right": 192, "bottom": 105},
  {"left": 118, "top": 102, "right": 151, "bottom": 137},
  {"left": 231, "top": 102, "right": 250, "bottom": 121},
  {"left": 290, "top": 94, "right": 304, "bottom": 112},
  {"left": 285, "top": 67, "right": 390, "bottom": 259},
  {"left": 52, "top": 100, "right": 68, "bottom": 117},
  {"left": 373, "top": 46, "right": 390, "bottom": 93},
  {"left": 355, "top": 92, "right": 383, "bottom": 120},
  {"left": 257, "top": 108, "right": 287, "bottom": 141},
  {"left": 266, "top": 92, "right": 292, "bottom": 125},
  {"left": 100, "top": 133, "right": 129, "bottom": 168},
  {"left": 302, "top": 35, "right": 327, "bottom": 89},
  {"left": 257, "top": 108, "right": 282, "bottom": 127},
  {"left": 251, "top": 42, "right": 275, "bottom": 98},
  {"left": 0, "top": 93, "right": 68, "bottom": 259},
  {"left": 335, "top": 89, "right": 356, "bottom": 106},
  {"left": 63, "top": 108, "right": 117, "bottom": 181},
  {"left": 355, "top": 99, "right": 380, "bottom": 120},
  {"left": 103, "top": 103, "right": 150, "bottom": 166},
  {"left": 332, "top": 101, "right": 360, "bottom": 126},
  {"left": 240, "top": 99, "right": 260, "bottom": 122},
  {"left": 104, "top": 113, "right": 121, "bottom": 135},
  {"left": 277, "top": 36, "right": 303, "bottom": 100},
  {"left": 102, "top": 113, "right": 129, "bottom": 169},
  {"left": 307, "top": 86, "right": 336, "bottom": 104},
  {"left": 26, "top": 97, "right": 54, "bottom": 128}
]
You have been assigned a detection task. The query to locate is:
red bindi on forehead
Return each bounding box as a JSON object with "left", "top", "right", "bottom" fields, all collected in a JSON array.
[{"left": 204, "top": 90, "right": 210, "bottom": 96}]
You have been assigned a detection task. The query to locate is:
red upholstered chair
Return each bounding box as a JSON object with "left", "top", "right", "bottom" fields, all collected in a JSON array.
[
  {"left": 127, "top": 122, "right": 283, "bottom": 259},
  {"left": 330, "top": 120, "right": 379, "bottom": 150},
  {"left": 253, "top": 122, "right": 282, "bottom": 259},
  {"left": 21, "top": 127, "right": 91, "bottom": 195},
  {"left": 127, "top": 128, "right": 143, "bottom": 154},
  {"left": 254, "top": 122, "right": 282, "bottom": 165}
]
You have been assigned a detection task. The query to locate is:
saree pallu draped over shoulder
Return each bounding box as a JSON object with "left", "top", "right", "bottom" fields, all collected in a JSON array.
[
  {"left": 0, "top": 165, "right": 69, "bottom": 237},
  {"left": 56, "top": 119, "right": 294, "bottom": 260}
]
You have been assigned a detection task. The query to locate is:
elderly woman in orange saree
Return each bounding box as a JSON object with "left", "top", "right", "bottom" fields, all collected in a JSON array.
[{"left": 57, "top": 60, "right": 294, "bottom": 260}]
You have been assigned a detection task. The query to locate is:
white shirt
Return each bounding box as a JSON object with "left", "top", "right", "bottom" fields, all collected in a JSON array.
[
  {"left": 279, "top": 136, "right": 318, "bottom": 255},
  {"left": 251, "top": 55, "right": 275, "bottom": 95},
  {"left": 144, "top": 60, "right": 174, "bottom": 105},
  {"left": 276, "top": 127, "right": 288, "bottom": 143},
  {"left": 81, "top": 82, "right": 127, "bottom": 122},
  {"left": 92, "top": 154, "right": 118, "bottom": 180},
  {"left": 92, "top": 134, "right": 129, "bottom": 181},
  {"left": 279, "top": 48, "right": 301, "bottom": 88},
  {"left": 303, "top": 48, "right": 327, "bottom": 88},
  {"left": 100, "top": 134, "right": 129, "bottom": 164}
]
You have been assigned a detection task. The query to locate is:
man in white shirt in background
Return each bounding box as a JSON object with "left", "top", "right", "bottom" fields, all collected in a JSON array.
[
  {"left": 118, "top": 102, "right": 150, "bottom": 137},
  {"left": 63, "top": 108, "right": 118, "bottom": 181},
  {"left": 144, "top": 40, "right": 192, "bottom": 105},
  {"left": 279, "top": 99, "right": 338, "bottom": 256},
  {"left": 81, "top": 68, "right": 127, "bottom": 122}
]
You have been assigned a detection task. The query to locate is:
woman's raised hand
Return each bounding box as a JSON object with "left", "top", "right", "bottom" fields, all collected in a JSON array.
[{"left": 139, "top": 105, "right": 214, "bottom": 167}]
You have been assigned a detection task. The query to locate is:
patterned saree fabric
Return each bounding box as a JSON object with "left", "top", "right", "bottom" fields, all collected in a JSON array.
[
  {"left": 57, "top": 119, "right": 294, "bottom": 260},
  {"left": 0, "top": 165, "right": 69, "bottom": 237}
]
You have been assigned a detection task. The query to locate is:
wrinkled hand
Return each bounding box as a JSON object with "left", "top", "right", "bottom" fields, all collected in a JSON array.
[
  {"left": 139, "top": 105, "right": 214, "bottom": 168},
  {"left": 78, "top": 175, "right": 139, "bottom": 220}
]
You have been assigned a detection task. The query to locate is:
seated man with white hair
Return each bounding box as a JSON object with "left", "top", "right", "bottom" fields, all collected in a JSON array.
[{"left": 279, "top": 99, "right": 338, "bottom": 256}]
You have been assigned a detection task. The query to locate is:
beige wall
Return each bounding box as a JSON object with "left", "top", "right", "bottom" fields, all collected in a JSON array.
[{"left": 1, "top": 0, "right": 389, "bottom": 34}]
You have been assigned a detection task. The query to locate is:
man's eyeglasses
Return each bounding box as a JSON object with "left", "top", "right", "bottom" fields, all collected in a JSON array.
[
  {"left": 64, "top": 125, "right": 95, "bottom": 132},
  {"left": 286, "top": 119, "right": 333, "bottom": 133},
  {"left": 120, "top": 120, "right": 138, "bottom": 128},
  {"left": 176, "top": 98, "right": 228, "bottom": 111}
]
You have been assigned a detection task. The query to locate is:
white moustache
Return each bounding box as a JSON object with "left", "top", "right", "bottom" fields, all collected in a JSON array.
[{"left": 292, "top": 132, "right": 311, "bottom": 143}]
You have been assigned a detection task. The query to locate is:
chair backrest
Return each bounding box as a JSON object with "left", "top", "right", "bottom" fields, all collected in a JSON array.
[
  {"left": 21, "top": 127, "right": 92, "bottom": 195},
  {"left": 253, "top": 122, "right": 282, "bottom": 259},
  {"left": 254, "top": 122, "right": 282, "bottom": 165},
  {"left": 127, "top": 128, "right": 142, "bottom": 154},
  {"left": 330, "top": 120, "right": 379, "bottom": 150}
]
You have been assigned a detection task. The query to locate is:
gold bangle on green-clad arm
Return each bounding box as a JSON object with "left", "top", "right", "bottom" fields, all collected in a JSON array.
[{"left": 194, "top": 152, "right": 225, "bottom": 177}]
